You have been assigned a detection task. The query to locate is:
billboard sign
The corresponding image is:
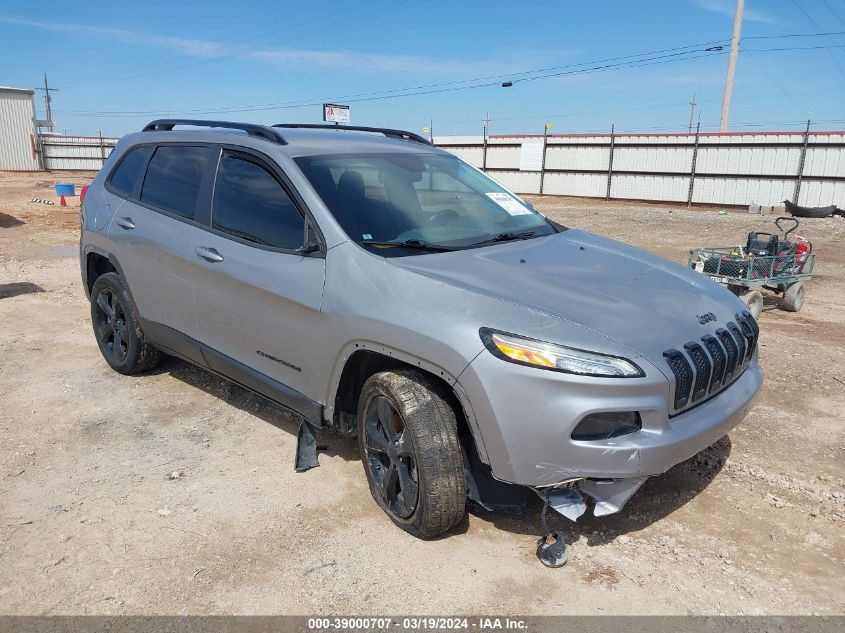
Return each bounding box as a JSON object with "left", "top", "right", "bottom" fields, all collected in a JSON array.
[{"left": 323, "top": 103, "right": 350, "bottom": 124}]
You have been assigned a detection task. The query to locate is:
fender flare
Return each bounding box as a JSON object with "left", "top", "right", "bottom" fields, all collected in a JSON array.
[
  {"left": 81, "top": 246, "right": 134, "bottom": 305},
  {"left": 324, "top": 340, "right": 490, "bottom": 463}
]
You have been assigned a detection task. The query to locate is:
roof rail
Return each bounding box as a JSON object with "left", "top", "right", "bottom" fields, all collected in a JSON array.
[
  {"left": 272, "top": 123, "right": 431, "bottom": 145},
  {"left": 142, "top": 119, "right": 287, "bottom": 144}
]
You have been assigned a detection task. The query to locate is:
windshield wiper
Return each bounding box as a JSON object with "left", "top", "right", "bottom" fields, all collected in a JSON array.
[
  {"left": 468, "top": 230, "right": 537, "bottom": 247},
  {"left": 362, "top": 239, "right": 454, "bottom": 252}
]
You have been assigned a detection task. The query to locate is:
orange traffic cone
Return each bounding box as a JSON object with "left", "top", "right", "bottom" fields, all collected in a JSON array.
[{"left": 59, "top": 195, "right": 67, "bottom": 206}]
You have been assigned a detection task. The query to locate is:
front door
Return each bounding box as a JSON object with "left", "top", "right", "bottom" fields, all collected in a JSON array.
[{"left": 191, "top": 149, "right": 326, "bottom": 402}]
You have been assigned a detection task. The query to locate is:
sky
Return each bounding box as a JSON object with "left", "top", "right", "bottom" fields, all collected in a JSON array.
[{"left": 1, "top": 0, "right": 845, "bottom": 138}]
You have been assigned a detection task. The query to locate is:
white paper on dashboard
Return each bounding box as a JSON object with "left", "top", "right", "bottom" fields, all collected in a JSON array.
[{"left": 485, "top": 192, "right": 533, "bottom": 216}]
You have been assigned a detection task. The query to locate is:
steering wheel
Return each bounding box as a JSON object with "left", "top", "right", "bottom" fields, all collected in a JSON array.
[{"left": 425, "top": 208, "right": 460, "bottom": 227}]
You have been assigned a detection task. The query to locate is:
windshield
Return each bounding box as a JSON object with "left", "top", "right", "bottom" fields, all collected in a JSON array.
[{"left": 294, "top": 152, "right": 560, "bottom": 255}]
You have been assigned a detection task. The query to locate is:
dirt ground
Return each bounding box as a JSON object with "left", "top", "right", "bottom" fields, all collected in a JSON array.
[{"left": 0, "top": 171, "right": 843, "bottom": 615}]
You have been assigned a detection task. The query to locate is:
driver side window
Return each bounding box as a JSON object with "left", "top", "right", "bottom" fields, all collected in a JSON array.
[{"left": 212, "top": 153, "right": 305, "bottom": 250}]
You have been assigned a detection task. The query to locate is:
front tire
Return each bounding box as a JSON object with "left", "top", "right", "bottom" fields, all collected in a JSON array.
[
  {"left": 90, "top": 272, "right": 161, "bottom": 374},
  {"left": 739, "top": 289, "right": 764, "bottom": 319},
  {"left": 357, "top": 369, "right": 466, "bottom": 539},
  {"left": 780, "top": 282, "right": 805, "bottom": 312}
]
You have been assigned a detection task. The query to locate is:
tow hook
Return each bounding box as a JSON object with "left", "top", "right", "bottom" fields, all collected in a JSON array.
[
  {"left": 537, "top": 531, "right": 567, "bottom": 568},
  {"left": 533, "top": 477, "right": 647, "bottom": 567},
  {"left": 535, "top": 493, "right": 571, "bottom": 567}
]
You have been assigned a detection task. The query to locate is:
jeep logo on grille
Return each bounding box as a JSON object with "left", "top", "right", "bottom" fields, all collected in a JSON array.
[{"left": 696, "top": 312, "right": 717, "bottom": 325}]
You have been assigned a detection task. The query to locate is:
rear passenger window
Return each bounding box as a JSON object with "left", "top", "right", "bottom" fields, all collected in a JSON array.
[
  {"left": 140, "top": 146, "right": 215, "bottom": 220},
  {"left": 212, "top": 153, "right": 304, "bottom": 250},
  {"left": 109, "top": 146, "right": 152, "bottom": 198}
]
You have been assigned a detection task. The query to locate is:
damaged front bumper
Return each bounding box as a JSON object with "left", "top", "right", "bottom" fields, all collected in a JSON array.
[
  {"left": 543, "top": 477, "right": 647, "bottom": 520},
  {"left": 459, "top": 348, "right": 763, "bottom": 518}
]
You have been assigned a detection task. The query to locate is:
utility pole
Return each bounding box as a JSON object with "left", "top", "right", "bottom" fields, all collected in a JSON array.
[
  {"left": 481, "top": 112, "right": 490, "bottom": 171},
  {"left": 793, "top": 119, "right": 811, "bottom": 204},
  {"left": 539, "top": 119, "right": 551, "bottom": 196},
  {"left": 719, "top": 0, "right": 744, "bottom": 132},
  {"left": 34, "top": 73, "right": 57, "bottom": 131},
  {"left": 428, "top": 117, "right": 433, "bottom": 144},
  {"left": 688, "top": 93, "right": 697, "bottom": 134}
]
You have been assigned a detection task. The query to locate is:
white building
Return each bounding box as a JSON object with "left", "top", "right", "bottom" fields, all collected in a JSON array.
[{"left": 0, "top": 86, "right": 40, "bottom": 170}]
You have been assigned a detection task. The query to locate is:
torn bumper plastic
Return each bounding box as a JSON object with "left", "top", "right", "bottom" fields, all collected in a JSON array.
[{"left": 545, "top": 476, "right": 648, "bottom": 521}]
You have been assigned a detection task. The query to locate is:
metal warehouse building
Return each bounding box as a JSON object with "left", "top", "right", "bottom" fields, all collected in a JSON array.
[{"left": 0, "top": 86, "right": 40, "bottom": 170}]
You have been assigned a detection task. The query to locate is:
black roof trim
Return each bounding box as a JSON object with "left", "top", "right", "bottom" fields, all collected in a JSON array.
[
  {"left": 272, "top": 123, "right": 431, "bottom": 145},
  {"left": 142, "top": 119, "right": 287, "bottom": 145}
]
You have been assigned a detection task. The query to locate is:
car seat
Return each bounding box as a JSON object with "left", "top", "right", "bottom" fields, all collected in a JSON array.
[
  {"left": 745, "top": 231, "right": 780, "bottom": 257},
  {"left": 307, "top": 165, "right": 338, "bottom": 209},
  {"left": 336, "top": 170, "right": 367, "bottom": 239}
]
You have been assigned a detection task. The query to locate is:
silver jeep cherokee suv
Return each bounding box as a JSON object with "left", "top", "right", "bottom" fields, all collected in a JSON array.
[{"left": 81, "top": 119, "right": 763, "bottom": 544}]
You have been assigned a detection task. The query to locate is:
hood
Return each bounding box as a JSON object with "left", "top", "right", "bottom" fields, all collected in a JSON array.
[{"left": 388, "top": 229, "right": 747, "bottom": 363}]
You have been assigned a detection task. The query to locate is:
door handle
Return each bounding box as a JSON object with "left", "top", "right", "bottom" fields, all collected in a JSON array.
[
  {"left": 195, "top": 246, "right": 224, "bottom": 263},
  {"left": 116, "top": 216, "right": 135, "bottom": 230}
]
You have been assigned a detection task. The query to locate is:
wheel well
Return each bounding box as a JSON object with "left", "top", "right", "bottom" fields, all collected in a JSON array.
[
  {"left": 332, "top": 350, "right": 479, "bottom": 458},
  {"left": 86, "top": 253, "right": 117, "bottom": 295}
]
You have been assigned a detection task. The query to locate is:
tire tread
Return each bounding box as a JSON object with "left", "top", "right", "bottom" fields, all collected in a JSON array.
[
  {"left": 359, "top": 368, "right": 466, "bottom": 539},
  {"left": 91, "top": 272, "right": 161, "bottom": 374}
]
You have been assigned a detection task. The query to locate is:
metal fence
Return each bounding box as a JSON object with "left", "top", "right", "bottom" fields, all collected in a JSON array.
[
  {"left": 39, "top": 133, "right": 118, "bottom": 171},
  {"left": 435, "top": 127, "right": 845, "bottom": 207}
]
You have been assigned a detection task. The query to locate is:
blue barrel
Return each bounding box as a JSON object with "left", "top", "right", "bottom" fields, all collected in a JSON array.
[{"left": 55, "top": 183, "right": 75, "bottom": 196}]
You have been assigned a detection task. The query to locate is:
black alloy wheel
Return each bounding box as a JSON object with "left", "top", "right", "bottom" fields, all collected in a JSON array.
[
  {"left": 362, "top": 395, "right": 419, "bottom": 519},
  {"left": 93, "top": 286, "right": 130, "bottom": 365}
]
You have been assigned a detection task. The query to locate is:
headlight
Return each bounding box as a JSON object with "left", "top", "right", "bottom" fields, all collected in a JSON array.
[{"left": 479, "top": 328, "right": 644, "bottom": 378}]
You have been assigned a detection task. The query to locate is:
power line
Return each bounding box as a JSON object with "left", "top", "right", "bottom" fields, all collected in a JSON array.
[
  {"left": 788, "top": 0, "right": 845, "bottom": 81},
  {"left": 742, "top": 30, "right": 845, "bottom": 40},
  {"left": 743, "top": 44, "right": 845, "bottom": 51},
  {"left": 51, "top": 34, "right": 845, "bottom": 120},
  {"left": 744, "top": 50, "right": 806, "bottom": 116},
  {"left": 59, "top": 37, "right": 733, "bottom": 115},
  {"left": 55, "top": 45, "right": 731, "bottom": 117},
  {"left": 822, "top": 0, "right": 845, "bottom": 28},
  {"left": 576, "top": 118, "right": 845, "bottom": 134},
  {"left": 34, "top": 73, "right": 57, "bottom": 130},
  {"left": 433, "top": 101, "right": 688, "bottom": 126}
]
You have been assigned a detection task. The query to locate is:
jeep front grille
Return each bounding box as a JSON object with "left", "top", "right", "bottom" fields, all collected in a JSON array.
[
  {"left": 663, "top": 350, "right": 693, "bottom": 410},
  {"left": 737, "top": 312, "right": 758, "bottom": 362},
  {"left": 701, "top": 334, "right": 726, "bottom": 392},
  {"left": 683, "top": 342, "right": 711, "bottom": 403},
  {"left": 728, "top": 322, "right": 746, "bottom": 367},
  {"left": 717, "top": 327, "right": 739, "bottom": 382},
  {"left": 664, "top": 312, "right": 757, "bottom": 414}
]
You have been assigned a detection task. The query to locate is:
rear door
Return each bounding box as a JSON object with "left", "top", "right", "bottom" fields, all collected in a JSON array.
[
  {"left": 106, "top": 144, "right": 217, "bottom": 353},
  {"left": 192, "top": 148, "right": 326, "bottom": 400}
]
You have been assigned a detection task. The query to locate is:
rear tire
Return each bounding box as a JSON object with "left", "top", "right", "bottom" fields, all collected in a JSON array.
[
  {"left": 357, "top": 368, "right": 466, "bottom": 539},
  {"left": 90, "top": 272, "right": 161, "bottom": 374},
  {"left": 780, "top": 282, "right": 805, "bottom": 312},
  {"left": 739, "top": 290, "right": 764, "bottom": 319}
]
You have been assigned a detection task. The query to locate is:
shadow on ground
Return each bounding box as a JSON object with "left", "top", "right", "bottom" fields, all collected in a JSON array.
[
  {"left": 0, "top": 282, "right": 44, "bottom": 299},
  {"left": 155, "top": 355, "right": 731, "bottom": 544},
  {"left": 762, "top": 294, "right": 783, "bottom": 312},
  {"left": 158, "top": 355, "right": 359, "bottom": 463},
  {"left": 472, "top": 436, "right": 732, "bottom": 545},
  {"left": 0, "top": 212, "right": 24, "bottom": 228}
]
